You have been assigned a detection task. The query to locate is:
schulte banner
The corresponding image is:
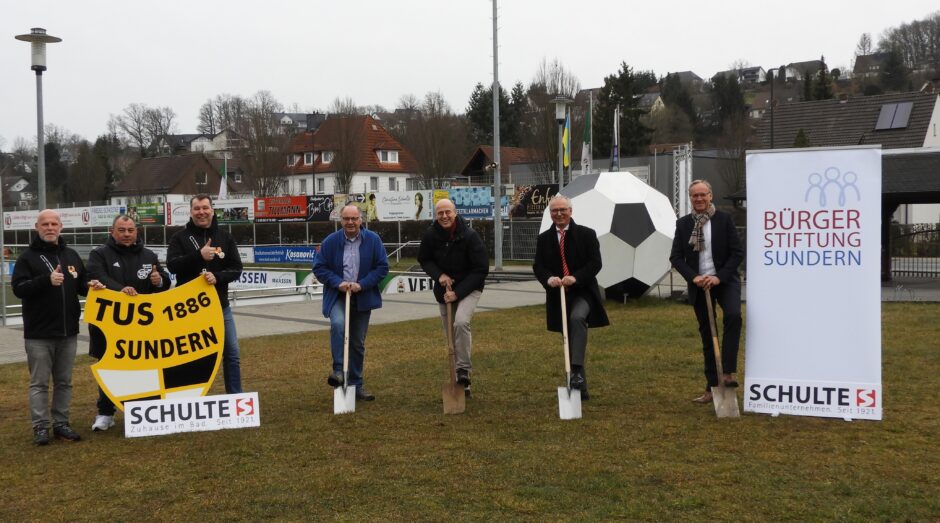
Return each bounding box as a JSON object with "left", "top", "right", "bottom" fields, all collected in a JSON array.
[
  {"left": 84, "top": 278, "right": 224, "bottom": 411},
  {"left": 744, "top": 145, "right": 882, "bottom": 420}
]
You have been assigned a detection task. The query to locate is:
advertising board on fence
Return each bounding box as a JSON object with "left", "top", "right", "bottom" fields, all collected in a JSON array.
[
  {"left": 128, "top": 203, "right": 165, "bottom": 225},
  {"left": 510, "top": 184, "right": 558, "bottom": 218},
  {"left": 383, "top": 274, "right": 435, "bottom": 294},
  {"left": 230, "top": 270, "right": 297, "bottom": 290},
  {"left": 215, "top": 198, "right": 254, "bottom": 224},
  {"left": 744, "top": 146, "right": 882, "bottom": 421},
  {"left": 3, "top": 205, "right": 126, "bottom": 230},
  {"left": 306, "top": 195, "right": 333, "bottom": 222},
  {"left": 254, "top": 196, "right": 308, "bottom": 223},
  {"left": 376, "top": 191, "right": 432, "bottom": 221},
  {"left": 253, "top": 245, "right": 317, "bottom": 264}
]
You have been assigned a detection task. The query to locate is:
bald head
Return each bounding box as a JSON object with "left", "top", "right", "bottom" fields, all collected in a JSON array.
[
  {"left": 435, "top": 198, "right": 457, "bottom": 229},
  {"left": 35, "top": 209, "right": 63, "bottom": 244}
]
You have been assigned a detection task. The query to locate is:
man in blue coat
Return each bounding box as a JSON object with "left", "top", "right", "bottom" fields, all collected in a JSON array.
[{"left": 313, "top": 204, "right": 389, "bottom": 401}]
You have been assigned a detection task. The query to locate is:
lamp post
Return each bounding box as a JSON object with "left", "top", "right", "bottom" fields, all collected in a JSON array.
[
  {"left": 552, "top": 95, "right": 571, "bottom": 193},
  {"left": 15, "top": 27, "right": 62, "bottom": 210},
  {"left": 767, "top": 65, "right": 784, "bottom": 149}
]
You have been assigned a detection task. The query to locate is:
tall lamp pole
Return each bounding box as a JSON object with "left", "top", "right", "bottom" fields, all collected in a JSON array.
[
  {"left": 15, "top": 27, "right": 62, "bottom": 210},
  {"left": 491, "top": 0, "right": 503, "bottom": 270},
  {"left": 552, "top": 96, "right": 571, "bottom": 193},
  {"left": 769, "top": 69, "right": 775, "bottom": 149}
]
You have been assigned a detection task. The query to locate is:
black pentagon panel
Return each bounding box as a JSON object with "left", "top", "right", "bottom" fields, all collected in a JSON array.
[
  {"left": 610, "top": 203, "right": 655, "bottom": 248},
  {"left": 604, "top": 278, "right": 651, "bottom": 300},
  {"left": 560, "top": 173, "right": 600, "bottom": 199}
]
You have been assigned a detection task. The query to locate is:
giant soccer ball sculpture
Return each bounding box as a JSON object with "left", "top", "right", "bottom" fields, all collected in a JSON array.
[{"left": 540, "top": 171, "right": 676, "bottom": 299}]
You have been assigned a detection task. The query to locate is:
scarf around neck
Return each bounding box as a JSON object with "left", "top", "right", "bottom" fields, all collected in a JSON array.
[{"left": 689, "top": 203, "right": 716, "bottom": 252}]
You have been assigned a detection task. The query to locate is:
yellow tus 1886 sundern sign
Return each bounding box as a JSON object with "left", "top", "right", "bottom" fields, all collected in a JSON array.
[{"left": 84, "top": 278, "right": 224, "bottom": 411}]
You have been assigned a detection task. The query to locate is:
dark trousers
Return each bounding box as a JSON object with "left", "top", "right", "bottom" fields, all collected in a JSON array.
[
  {"left": 97, "top": 386, "right": 116, "bottom": 416},
  {"left": 567, "top": 295, "right": 590, "bottom": 368},
  {"left": 692, "top": 282, "right": 742, "bottom": 389}
]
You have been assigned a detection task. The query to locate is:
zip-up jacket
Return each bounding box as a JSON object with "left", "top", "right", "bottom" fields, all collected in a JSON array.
[
  {"left": 166, "top": 215, "right": 242, "bottom": 308},
  {"left": 86, "top": 236, "right": 171, "bottom": 358},
  {"left": 418, "top": 214, "right": 489, "bottom": 304},
  {"left": 12, "top": 236, "right": 89, "bottom": 339}
]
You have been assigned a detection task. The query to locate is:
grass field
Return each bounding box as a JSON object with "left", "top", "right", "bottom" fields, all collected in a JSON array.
[{"left": 0, "top": 300, "right": 937, "bottom": 521}]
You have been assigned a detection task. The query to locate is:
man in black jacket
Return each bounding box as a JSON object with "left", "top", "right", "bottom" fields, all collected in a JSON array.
[
  {"left": 12, "top": 210, "right": 104, "bottom": 445},
  {"left": 86, "top": 214, "right": 170, "bottom": 431},
  {"left": 533, "top": 195, "right": 609, "bottom": 400},
  {"left": 418, "top": 198, "right": 489, "bottom": 397},
  {"left": 670, "top": 180, "right": 744, "bottom": 404},
  {"left": 166, "top": 195, "right": 244, "bottom": 394}
]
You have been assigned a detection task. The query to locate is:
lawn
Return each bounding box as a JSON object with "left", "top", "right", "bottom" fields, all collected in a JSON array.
[{"left": 0, "top": 300, "right": 937, "bottom": 521}]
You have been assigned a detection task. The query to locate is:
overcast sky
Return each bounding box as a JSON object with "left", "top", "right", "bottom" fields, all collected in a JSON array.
[{"left": 2, "top": 1, "right": 937, "bottom": 147}]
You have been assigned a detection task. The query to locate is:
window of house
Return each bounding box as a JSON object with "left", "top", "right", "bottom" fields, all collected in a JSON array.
[
  {"left": 300, "top": 179, "right": 307, "bottom": 194},
  {"left": 389, "top": 177, "right": 397, "bottom": 191},
  {"left": 234, "top": 173, "right": 242, "bottom": 183},
  {"left": 370, "top": 177, "right": 379, "bottom": 191},
  {"left": 317, "top": 178, "right": 325, "bottom": 194},
  {"left": 196, "top": 172, "right": 207, "bottom": 185},
  {"left": 322, "top": 151, "right": 334, "bottom": 164},
  {"left": 304, "top": 152, "right": 314, "bottom": 165},
  {"left": 378, "top": 150, "right": 399, "bottom": 163},
  {"left": 287, "top": 155, "right": 294, "bottom": 166}
]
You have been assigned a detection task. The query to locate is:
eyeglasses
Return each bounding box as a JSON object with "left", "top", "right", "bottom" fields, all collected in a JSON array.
[
  {"left": 341, "top": 217, "right": 361, "bottom": 222},
  {"left": 549, "top": 207, "right": 570, "bottom": 214}
]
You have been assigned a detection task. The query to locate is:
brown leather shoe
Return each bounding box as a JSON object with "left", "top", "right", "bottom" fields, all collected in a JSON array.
[{"left": 692, "top": 391, "right": 713, "bottom": 404}]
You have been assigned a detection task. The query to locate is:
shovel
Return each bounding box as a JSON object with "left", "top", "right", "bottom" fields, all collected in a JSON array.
[
  {"left": 557, "top": 286, "right": 582, "bottom": 420},
  {"left": 333, "top": 290, "right": 356, "bottom": 415},
  {"left": 704, "top": 287, "right": 740, "bottom": 418},
  {"left": 442, "top": 295, "right": 466, "bottom": 415}
]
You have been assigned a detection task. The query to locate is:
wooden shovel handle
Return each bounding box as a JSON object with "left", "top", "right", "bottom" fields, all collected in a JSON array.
[{"left": 703, "top": 287, "right": 724, "bottom": 377}]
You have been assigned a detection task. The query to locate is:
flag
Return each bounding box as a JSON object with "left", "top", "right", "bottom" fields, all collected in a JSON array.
[
  {"left": 581, "top": 92, "right": 593, "bottom": 174},
  {"left": 609, "top": 105, "right": 620, "bottom": 172},
  {"left": 217, "top": 156, "right": 228, "bottom": 200},
  {"left": 562, "top": 113, "right": 571, "bottom": 169}
]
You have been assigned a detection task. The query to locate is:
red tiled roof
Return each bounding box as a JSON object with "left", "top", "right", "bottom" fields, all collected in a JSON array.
[
  {"left": 286, "top": 115, "right": 418, "bottom": 175},
  {"left": 460, "top": 146, "right": 541, "bottom": 175}
]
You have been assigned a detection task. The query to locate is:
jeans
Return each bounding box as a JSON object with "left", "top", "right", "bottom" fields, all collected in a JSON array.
[
  {"left": 25, "top": 336, "right": 77, "bottom": 429},
  {"left": 438, "top": 290, "right": 482, "bottom": 373},
  {"left": 222, "top": 306, "right": 243, "bottom": 394},
  {"left": 329, "top": 295, "right": 372, "bottom": 387}
]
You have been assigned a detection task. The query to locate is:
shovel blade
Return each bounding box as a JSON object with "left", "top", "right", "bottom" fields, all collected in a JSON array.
[
  {"left": 710, "top": 385, "right": 740, "bottom": 418},
  {"left": 442, "top": 383, "right": 465, "bottom": 415},
  {"left": 333, "top": 386, "right": 356, "bottom": 415},
  {"left": 557, "top": 387, "right": 582, "bottom": 420}
]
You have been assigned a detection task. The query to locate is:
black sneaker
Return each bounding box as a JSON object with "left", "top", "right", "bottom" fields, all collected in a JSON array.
[
  {"left": 327, "top": 370, "right": 344, "bottom": 388},
  {"left": 456, "top": 369, "right": 471, "bottom": 387},
  {"left": 569, "top": 370, "right": 586, "bottom": 390},
  {"left": 464, "top": 386, "right": 472, "bottom": 399},
  {"left": 355, "top": 386, "right": 375, "bottom": 401},
  {"left": 53, "top": 424, "right": 81, "bottom": 442},
  {"left": 33, "top": 427, "right": 50, "bottom": 446}
]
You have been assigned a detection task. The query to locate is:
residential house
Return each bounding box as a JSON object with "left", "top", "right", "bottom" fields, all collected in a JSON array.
[
  {"left": 636, "top": 93, "right": 665, "bottom": 114},
  {"left": 713, "top": 67, "right": 767, "bottom": 86},
  {"left": 747, "top": 85, "right": 802, "bottom": 119},
  {"left": 753, "top": 90, "right": 940, "bottom": 224},
  {"left": 673, "top": 71, "right": 705, "bottom": 93},
  {"left": 785, "top": 59, "right": 826, "bottom": 82},
  {"left": 285, "top": 115, "right": 418, "bottom": 195},
  {"left": 1, "top": 174, "right": 35, "bottom": 210},
  {"left": 853, "top": 53, "right": 890, "bottom": 80},
  {"left": 150, "top": 129, "right": 244, "bottom": 156},
  {"left": 274, "top": 112, "right": 325, "bottom": 134},
  {"left": 109, "top": 153, "right": 247, "bottom": 206},
  {"left": 459, "top": 145, "right": 541, "bottom": 183}
]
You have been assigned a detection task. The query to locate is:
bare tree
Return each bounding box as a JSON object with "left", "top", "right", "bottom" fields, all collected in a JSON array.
[
  {"left": 518, "top": 58, "right": 582, "bottom": 180},
  {"left": 643, "top": 106, "right": 694, "bottom": 144},
  {"left": 235, "top": 91, "right": 287, "bottom": 196},
  {"left": 397, "top": 91, "right": 471, "bottom": 189},
  {"left": 116, "top": 103, "right": 151, "bottom": 157},
  {"left": 144, "top": 106, "right": 177, "bottom": 142},
  {"left": 327, "top": 98, "right": 366, "bottom": 194},
  {"left": 856, "top": 33, "right": 873, "bottom": 57},
  {"left": 197, "top": 99, "right": 218, "bottom": 135},
  {"left": 716, "top": 114, "right": 752, "bottom": 195}
]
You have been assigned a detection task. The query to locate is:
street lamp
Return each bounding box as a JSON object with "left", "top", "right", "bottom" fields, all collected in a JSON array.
[
  {"left": 15, "top": 27, "right": 62, "bottom": 210},
  {"left": 767, "top": 65, "right": 784, "bottom": 149},
  {"left": 552, "top": 95, "right": 571, "bottom": 192}
]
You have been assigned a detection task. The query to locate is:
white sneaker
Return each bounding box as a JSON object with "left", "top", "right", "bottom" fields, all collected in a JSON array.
[{"left": 92, "top": 415, "right": 115, "bottom": 431}]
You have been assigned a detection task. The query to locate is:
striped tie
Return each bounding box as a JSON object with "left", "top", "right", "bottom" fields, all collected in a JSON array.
[{"left": 559, "top": 228, "right": 569, "bottom": 277}]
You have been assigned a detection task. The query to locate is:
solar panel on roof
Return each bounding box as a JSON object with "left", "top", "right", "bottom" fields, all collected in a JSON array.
[
  {"left": 891, "top": 102, "right": 913, "bottom": 129},
  {"left": 875, "top": 104, "right": 897, "bottom": 130}
]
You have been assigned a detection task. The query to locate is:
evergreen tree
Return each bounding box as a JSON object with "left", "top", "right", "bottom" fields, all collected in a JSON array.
[
  {"left": 594, "top": 62, "right": 652, "bottom": 157},
  {"left": 43, "top": 142, "right": 68, "bottom": 204},
  {"left": 709, "top": 74, "right": 746, "bottom": 128},
  {"left": 802, "top": 71, "right": 814, "bottom": 101},
  {"left": 465, "top": 82, "right": 521, "bottom": 147},
  {"left": 660, "top": 73, "right": 698, "bottom": 136},
  {"left": 881, "top": 48, "right": 910, "bottom": 91},
  {"left": 813, "top": 61, "right": 833, "bottom": 100},
  {"left": 793, "top": 129, "right": 811, "bottom": 147}
]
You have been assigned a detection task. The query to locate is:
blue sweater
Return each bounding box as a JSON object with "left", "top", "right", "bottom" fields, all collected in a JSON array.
[{"left": 312, "top": 228, "right": 389, "bottom": 317}]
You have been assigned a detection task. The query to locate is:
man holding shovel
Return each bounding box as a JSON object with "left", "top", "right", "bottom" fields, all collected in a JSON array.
[
  {"left": 418, "top": 198, "right": 489, "bottom": 398},
  {"left": 670, "top": 180, "right": 744, "bottom": 404},
  {"left": 533, "top": 195, "right": 609, "bottom": 400},
  {"left": 313, "top": 204, "right": 389, "bottom": 401}
]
